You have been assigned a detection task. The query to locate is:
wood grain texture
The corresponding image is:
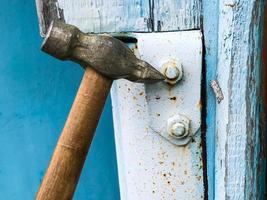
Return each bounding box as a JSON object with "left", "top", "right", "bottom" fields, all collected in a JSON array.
[
  {"left": 154, "top": 0, "right": 201, "bottom": 31},
  {"left": 36, "top": 67, "right": 112, "bottom": 200},
  {"left": 215, "top": 0, "right": 266, "bottom": 199},
  {"left": 260, "top": 2, "right": 267, "bottom": 197},
  {"left": 36, "top": 0, "right": 201, "bottom": 34},
  {"left": 36, "top": 0, "right": 151, "bottom": 35}
]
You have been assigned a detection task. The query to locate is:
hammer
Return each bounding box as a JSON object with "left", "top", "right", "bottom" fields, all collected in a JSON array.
[{"left": 36, "top": 21, "right": 165, "bottom": 200}]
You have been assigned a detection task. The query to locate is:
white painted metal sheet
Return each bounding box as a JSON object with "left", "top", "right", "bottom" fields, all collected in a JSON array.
[{"left": 111, "top": 30, "right": 204, "bottom": 200}]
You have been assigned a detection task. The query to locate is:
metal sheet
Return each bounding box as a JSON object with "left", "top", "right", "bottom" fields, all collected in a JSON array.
[
  {"left": 137, "top": 32, "right": 202, "bottom": 146},
  {"left": 111, "top": 30, "right": 203, "bottom": 200}
]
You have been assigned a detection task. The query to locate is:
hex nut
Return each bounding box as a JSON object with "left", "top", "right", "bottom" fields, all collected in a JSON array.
[
  {"left": 167, "top": 114, "right": 191, "bottom": 140},
  {"left": 162, "top": 59, "right": 183, "bottom": 85}
]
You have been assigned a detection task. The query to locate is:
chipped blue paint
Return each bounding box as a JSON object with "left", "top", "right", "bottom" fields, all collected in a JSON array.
[
  {"left": 203, "top": 1, "right": 267, "bottom": 199},
  {"left": 153, "top": 0, "right": 201, "bottom": 31},
  {"left": 0, "top": 1, "right": 119, "bottom": 199},
  {"left": 56, "top": 0, "right": 151, "bottom": 33},
  {"left": 202, "top": 0, "right": 219, "bottom": 199},
  {"left": 215, "top": 0, "right": 266, "bottom": 199}
]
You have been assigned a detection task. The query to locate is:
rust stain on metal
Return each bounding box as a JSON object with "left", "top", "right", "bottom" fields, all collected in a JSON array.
[
  {"left": 197, "top": 100, "right": 202, "bottom": 109},
  {"left": 155, "top": 95, "right": 161, "bottom": 100},
  {"left": 169, "top": 96, "right": 177, "bottom": 101}
]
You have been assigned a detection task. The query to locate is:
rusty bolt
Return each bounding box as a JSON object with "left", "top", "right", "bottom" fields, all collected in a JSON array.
[
  {"left": 167, "top": 114, "right": 190, "bottom": 140},
  {"left": 162, "top": 59, "right": 183, "bottom": 85}
]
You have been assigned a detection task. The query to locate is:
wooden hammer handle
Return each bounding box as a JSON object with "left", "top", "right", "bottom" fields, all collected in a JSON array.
[{"left": 36, "top": 67, "right": 112, "bottom": 200}]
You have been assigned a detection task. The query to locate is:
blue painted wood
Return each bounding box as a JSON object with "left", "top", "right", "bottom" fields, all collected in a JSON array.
[
  {"left": 0, "top": 1, "right": 119, "bottom": 199},
  {"left": 203, "top": 1, "right": 267, "bottom": 199},
  {"left": 215, "top": 0, "right": 266, "bottom": 199},
  {"left": 202, "top": 0, "right": 219, "bottom": 199},
  {"left": 153, "top": 0, "right": 201, "bottom": 31},
  {"left": 36, "top": 0, "right": 201, "bottom": 34}
]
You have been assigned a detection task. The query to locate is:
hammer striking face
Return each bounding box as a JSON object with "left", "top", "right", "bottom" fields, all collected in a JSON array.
[{"left": 41, "top": 20, "right": 165, "bottom": 83}]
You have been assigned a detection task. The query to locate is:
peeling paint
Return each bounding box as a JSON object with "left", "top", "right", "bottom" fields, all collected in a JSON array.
[
  {"left": 215, "top": 0, "right": 266, "bottom": 199},
  {"left": 36, "top": 0, "right": 201, "bottom": 34},
  {"left": 211, "top": 80, "right": 224, "bottom": 103}
]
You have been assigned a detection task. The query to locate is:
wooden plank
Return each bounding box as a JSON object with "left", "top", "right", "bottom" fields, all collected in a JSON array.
[
  {"left": 202, "top": 0, "right": 219, "bottom": 199},
  {"left": 36, "top": 0, "right": 151, "bottom": 35},
  {"left": 215, "top": 0, "right": 266, "bottom": 199},
  {"left": 36, "top": 0, "right": 201, "bottom": 35},
  {"left": 153, "top": 0, "right": 201, "bottom": 31},
  {"left": 261, "top": 2, "right": 267, "bottom": 197}
]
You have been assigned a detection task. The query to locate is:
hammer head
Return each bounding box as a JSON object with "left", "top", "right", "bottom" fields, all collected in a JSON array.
[{"left": 41, "top": 21, "right": 165, "bottom": 83}]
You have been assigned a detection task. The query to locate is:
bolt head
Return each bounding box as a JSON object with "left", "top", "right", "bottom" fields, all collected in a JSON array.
[
  {"left": 165, "top": 66, "right": 180, "bottom": 80},
  {"left": 170, "top": 122, "right": 186, "bottom": 138},
  {"left": 162, "top": 59, "right": 183, "bottom": 85},
  {"left": 167, "top": 114, "right": 190, "bottom": 140}
]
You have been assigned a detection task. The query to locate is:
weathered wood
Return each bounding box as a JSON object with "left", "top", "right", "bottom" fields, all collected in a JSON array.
[
  {"left": 36, "top": 0, "right": 151, "bottom": 35},
  {"left": 202, "top": 0, "right": 219, "bottom": 198},
  {"left": 36, "top": 67, "right": 112, "bottom": 200},
  {"left": 215, "top": 0, "right": 266, "bottom": 199},
  {"left": 259, "top": 1, "right": 267, "bottom": 197},
  {"left": 154, "top": 0, "right": 201, "bottom": 31},
  {"left": 262, "top": 0, "right": 267, "bottom": 157},
  {"left": 36, "top": 0, "right": 201, "bottom": 35}
]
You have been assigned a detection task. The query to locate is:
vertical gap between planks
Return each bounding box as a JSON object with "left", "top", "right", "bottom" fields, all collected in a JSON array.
[
  {"left": 148, "top": 0, "right": 155, "bottom": 31},
  {"left": 200, "top": 33, "right": 209, "bottom": 200},
  {"left": 199, "top": 2, "right": 208, "bottom": 200}
]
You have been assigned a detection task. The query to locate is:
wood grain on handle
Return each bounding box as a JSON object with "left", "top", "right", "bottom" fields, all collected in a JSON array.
[{"left": 36, "top": 67, "right": 112, "bottom": 200}]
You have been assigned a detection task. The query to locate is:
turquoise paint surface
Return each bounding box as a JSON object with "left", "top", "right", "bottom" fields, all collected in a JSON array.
[
  {"left": 0, "top": 1, "right": 120, "bottom": 199},
  {"left": 202, "top": 0, "right": 219, "bottom": 199}
]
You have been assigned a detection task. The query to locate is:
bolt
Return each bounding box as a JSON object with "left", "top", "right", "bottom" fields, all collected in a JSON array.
[
  {"left": 162, "top": 59, "right": 183, "bottom": 85},
  {"left": 165, "top": 66, "right": 180, "bottom": 80},
  {"left": 167, "top": 114, "right": 190, "bottom": 140},
  {"left": 170, "top": 122, "right": 187, "bottom": 138}
]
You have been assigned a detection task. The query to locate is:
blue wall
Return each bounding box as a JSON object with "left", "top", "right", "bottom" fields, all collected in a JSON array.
[{"left": 0, "top": 1, "right": 120, "bottom": 199}]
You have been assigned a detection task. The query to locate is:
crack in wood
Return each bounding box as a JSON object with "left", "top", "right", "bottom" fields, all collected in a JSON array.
[{"left": 148, "top": 0, "right": 155, "bottom": 31}]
